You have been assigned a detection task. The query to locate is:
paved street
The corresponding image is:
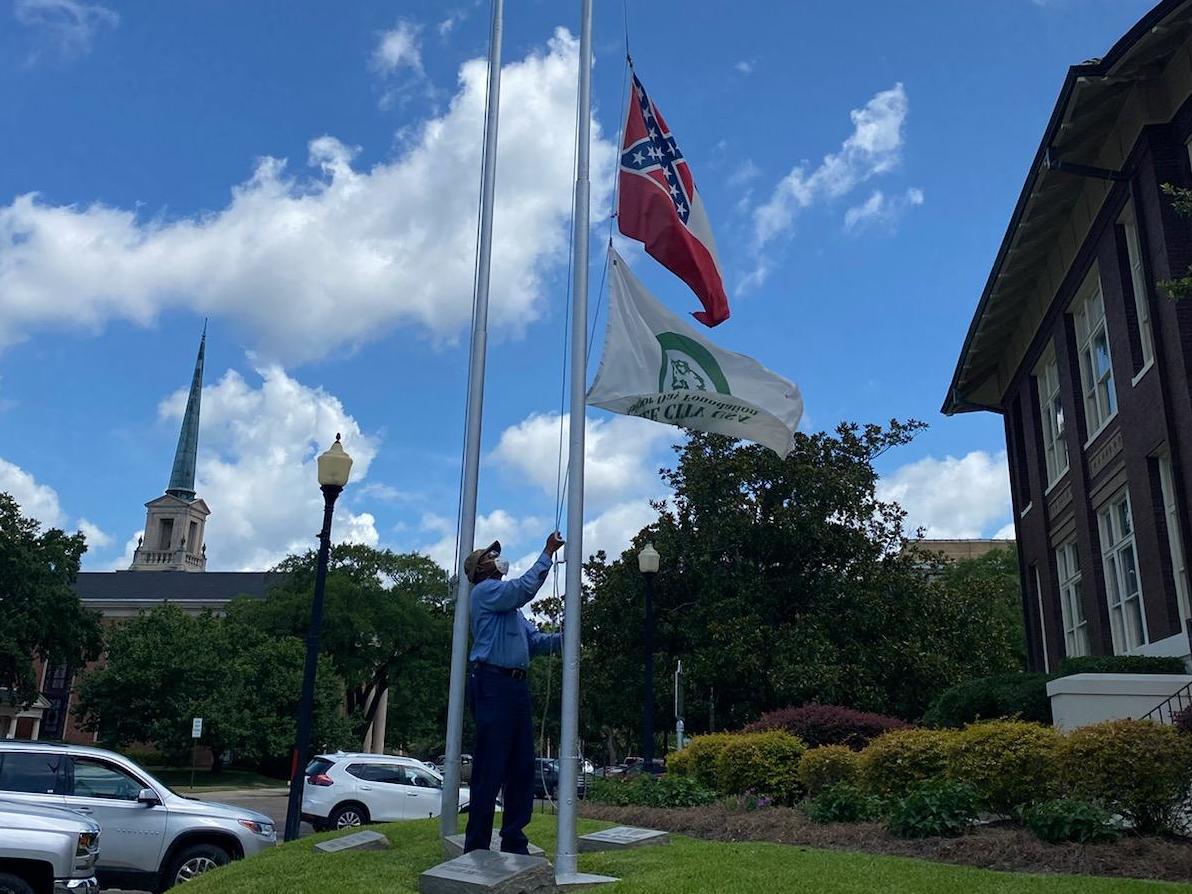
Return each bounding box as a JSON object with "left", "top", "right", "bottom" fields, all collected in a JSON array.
[{"left": 205, "top": 787, "right": 314, "bottom": 837}]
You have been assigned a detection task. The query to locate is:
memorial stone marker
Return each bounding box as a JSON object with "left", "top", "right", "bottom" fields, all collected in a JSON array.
[
  {"left": 314, "top": 830, "right": 391, "bottom": 854},
  {"left": 443, "top": 833, "right": 545, "bottom": 859},
  {"left": 419, "top": 851, "right": 555, "bottom": 894},
  {"left": 577, "top": 825, "right": 669, "bottom": 853}
]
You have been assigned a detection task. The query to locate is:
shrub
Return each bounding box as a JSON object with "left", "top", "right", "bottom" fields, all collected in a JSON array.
[
  {"left": 744, "top": 704, "right": 908, "bottom": 749},
  {"left": 886, "top": 780, "right": 979, "bottom": 838},
  {"left": 921, "top": 673, "right": 1051, "bottom": 728},
  {"left": 945, "top": 720, "right": 1061, "bottom": 814},
  {"left": 713, "top": 731, "right": 806, "bottom": 805},
  {"left": 798, "top": 745, "right": 861, "bottom": 796},
  {"left": 1057, "top": 655, "right": 1185, "bottom": 676},
  {"left": 587, "top": 774, "right": 717, "bottom": 808},
  {"left": 1022, "top": 798, "right": 1121, "bottom": 844},
  {"left": 1174, "top": 704, "right": 1192, "bottom": 736},
  {"left": 804, "top": 783, "right": 883, "bottom": 824},
  {"left": 1058, "top": 719, "right": 1192, "bottom": 833},
  {"left": 859, "top": 728, "right": 955, "bottom": 798},
  {"left": 668, "top": 733, "right": 737, "bottom": 789}
]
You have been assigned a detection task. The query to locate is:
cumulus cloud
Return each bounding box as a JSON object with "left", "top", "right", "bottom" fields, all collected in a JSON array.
[
  {"left": 13, "top": 0, "right": 117, "bottom": 58},
  {"left": 745, "top": 83, "right": 909, "bottom": 288},
  {"left": 877, "top": 450, "right": 1012, "bottom": 539},
  {"left": 735, "top": 60, "right": 756, "bottom": 75},
  {"left": 154, "top": 365, "right": 381, "bottom": 570},
  {"left": 0, "top": 457, "right": 112, "bottom": 551},
  {"left": 371, "top": 20, "right": 423, "bottom": 76},
  {"left": 843, "top": 186, "right": 924, "bottom": 233},
  {"left": 0, "top": 29, "right": 615, "bottom": 363},
  {"left": 491, "top": 412, "right": 671, "bottom": 512}
]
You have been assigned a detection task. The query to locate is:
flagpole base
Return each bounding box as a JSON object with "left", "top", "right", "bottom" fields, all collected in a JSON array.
[{"left": 554, "top": 871, "right": 619, "bottom": 890}]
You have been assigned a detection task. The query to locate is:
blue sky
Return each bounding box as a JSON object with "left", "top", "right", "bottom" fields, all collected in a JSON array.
[{"left": 0, "top": 0, "right": 1158, "bottom": 572}]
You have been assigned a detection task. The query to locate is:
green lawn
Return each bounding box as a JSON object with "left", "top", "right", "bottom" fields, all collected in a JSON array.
[
  {"left": 184, "top": 816, "right": 1192, "bottom": 894},
  {"left": 148, "top": 768, "right": 283, "bottom": 791}
]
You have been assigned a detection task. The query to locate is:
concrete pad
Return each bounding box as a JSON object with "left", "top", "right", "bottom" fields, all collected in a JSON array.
[
  {"left": 313, "top": 830, "right": 391, "bottom": 854},
  {"left": 555, "top": 871, "right": 620, "bottom": 890},
  {"left": 577, "top": 825, "right": 669, "bottom": 852},
  {"left": 419, "top": 851, "right": 554, "bottom": 894},
  {"left": 443, "top": 833, "right": 545, "bottom": 858}
]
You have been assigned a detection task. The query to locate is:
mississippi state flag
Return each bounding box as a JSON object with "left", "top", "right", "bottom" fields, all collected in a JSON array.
[{"left": 617, "top": 72, "right": 729, "bottom": 327}]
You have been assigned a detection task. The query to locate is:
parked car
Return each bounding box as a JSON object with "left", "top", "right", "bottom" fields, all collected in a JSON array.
[
  {"left": 432, "top": 753, "right": 473, "bottom": 783},
  {"left": 0, "top": 799, "right": 100, "bottom": 894},
  {"left": 533, "top": 758, "right": 589, "bottom": 799},
  {"left": 302, "top": 752, "right": 475, "bottom": 830},
  {"left": 0, "top": 741, "right": 275, "bottom": 892}
]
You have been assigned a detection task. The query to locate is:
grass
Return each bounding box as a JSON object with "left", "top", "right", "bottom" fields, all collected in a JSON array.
[
  {"left": 148, "top": 767, "right": 283, "bottom": 792},
  {"left": 184, "top": 815, "right": 1192, "bottom": 894}
]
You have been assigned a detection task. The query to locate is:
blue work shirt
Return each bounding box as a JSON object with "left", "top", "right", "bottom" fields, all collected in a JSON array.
[{"left": 469, "top": 551, "right": 561, "bottom": 670}]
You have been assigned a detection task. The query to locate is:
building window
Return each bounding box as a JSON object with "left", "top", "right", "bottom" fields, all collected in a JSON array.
[
  {"left": 1158, "top": 454, "right": 1191, "bottom": 625},
  {"left": 158, "top": 517, "right": 174, "bottom": 551},
  {"left": 1072, "top": 275, "right": 1117, "bottom": 437},
  {"left": 1099, "top": 490, "right": 1148, "bottom": 653},
  {"left": 1120, "top": 203, "right": 1155, "bottom": 374},
  {"left": 1056, "top": 541, "right": 1089, "bottom": 657},
  {"left": 1034, "top": 348, "right": 1068, "bottom": 487}
]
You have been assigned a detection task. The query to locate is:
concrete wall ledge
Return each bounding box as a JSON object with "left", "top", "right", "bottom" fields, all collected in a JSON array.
[
  {"left": 1046, "top": 673, "right": 1192, "bottom": 697},
  {"left": 1048, "top": 673, "right": 1192, "bottom": 731}
]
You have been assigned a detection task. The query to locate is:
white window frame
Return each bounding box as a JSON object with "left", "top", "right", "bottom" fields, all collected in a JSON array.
[
  {"left": 1034, "top": 346, "right": 1069, "bottom": 488},
  {"left": 1056, "top": 540, "right": 1089, "bottom": 657},
  {"left": 1034, "top": 566, "right": 1050, "bottom": 672},
  {"left": 1071, "top": 272, "right": 1118, "bottom": 443},
  {"left": 1158, "top": 453, "right": 1192, "bottom": 625},
  {"left": 1120, "top": 203, "right": 1156, "bottom": 378},
  {"left": 1099, "top": 489, "right": 1149, "bottom": 654}
]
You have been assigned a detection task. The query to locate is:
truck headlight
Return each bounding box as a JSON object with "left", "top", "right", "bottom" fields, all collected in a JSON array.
[
  {"left": 76, "top": 831, "right": 99, "bottom": 857},
  {"left": 238, "top": 819, "right": 275, "bottom": 837}
]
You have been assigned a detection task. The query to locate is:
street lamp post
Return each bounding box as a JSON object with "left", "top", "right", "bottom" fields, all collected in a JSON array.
[
  {"left": 283, "top": 435, "right": 353, "bottom": 842},
  {"left": 638, "top": 543, "right": 659, "bottom": 773}
]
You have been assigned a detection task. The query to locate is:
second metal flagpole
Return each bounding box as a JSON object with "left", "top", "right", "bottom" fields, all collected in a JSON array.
[
  {"left": 440, "top": 0, "right": 504, "bottom": 844},
  {"left": 556, "top": 0, "right": 593, "bottom": 880}
]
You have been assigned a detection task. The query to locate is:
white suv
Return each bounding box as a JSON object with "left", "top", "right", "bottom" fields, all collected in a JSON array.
[{"left": 301, "top": 753, "right": 473, "bottom": 830}]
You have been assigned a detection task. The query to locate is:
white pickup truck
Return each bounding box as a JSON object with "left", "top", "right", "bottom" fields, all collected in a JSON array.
[{"left": 0, "top": 800, "right": 100, "bottom": 894}]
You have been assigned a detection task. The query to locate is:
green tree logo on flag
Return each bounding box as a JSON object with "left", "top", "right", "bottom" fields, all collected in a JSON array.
[{"left": 656, "top": 332, "right": 732, "bottom": 395}]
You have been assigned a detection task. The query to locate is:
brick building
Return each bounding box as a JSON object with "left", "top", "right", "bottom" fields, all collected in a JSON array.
[{"left": 944, "top": 0, "right": 1192, "bottom": 672}]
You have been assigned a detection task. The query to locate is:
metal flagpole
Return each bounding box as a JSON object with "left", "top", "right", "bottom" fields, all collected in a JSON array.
[
  {"left": 556, "top": 0, "right": 593, "bottom": 880},
  {"left": 440, "top": 0, "right": 504, "bottom": 844}
]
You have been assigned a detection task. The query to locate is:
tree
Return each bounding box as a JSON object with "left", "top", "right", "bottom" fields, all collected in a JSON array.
[
  {"left": 0, "top": 492, "right": 102, "bottom": 707},
  {"left": 76, "top": 605, "right": 351, "bottom": 771},
  {"left": 578, "top": 425, "right": 1023, "bottom": 755},
  {"left": 930, "top": 546, "right": 1026, "bottom": 670},
  {"left": 230, "top": 545, "right": 453, "bottom": 753},
  {"left": 1159, "top": 183, "right": 1192, "bottom": 299}
]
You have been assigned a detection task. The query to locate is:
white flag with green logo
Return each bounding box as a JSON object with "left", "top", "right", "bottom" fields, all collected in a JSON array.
[{"left": 587, "top": 250, "right": 803, "bottom": 456}]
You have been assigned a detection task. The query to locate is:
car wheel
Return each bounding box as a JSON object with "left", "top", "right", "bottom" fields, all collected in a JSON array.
[
  {"left": 164, "top": 842, "right": 231, "bottom": 887},
  {"left": 329, "top": 802, "right": 369, "bottom": 829},
  {"left": 0, "top": 872, "right": 35, "bottom": 894}
]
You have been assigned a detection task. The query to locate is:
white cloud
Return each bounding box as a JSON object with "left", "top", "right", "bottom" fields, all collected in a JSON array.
[
  {"left": 371, "top": 21, "right": 423, "bottom": 77},
  {"left": 492, "top": 412, "right": 671, "bottom": 512},
  {"left": 438, "top": 11, "right": 464, "bottom": 37},
  {"left": 417, "top": 509, "right": 547, "bottom": 574},
  {"left": 843, "top": 186, "right": 924, "bottom": 233},
  {"left": 0, "top": 457, "right": 112, "bottom": 552},
  {"left": 735, "top": 60, "right": 756, "bottom": 75},
  {"left": 877, "top": 450, "right": 1011, "bottom": 539},
  {"left": 993, "top": 522, "right": 1017, "bottom": 540},
  {"left": 13, "top": 0, "right": 117, "bottom": 58},
  {"left": 728, "top": 159, "right": 760, "bottom": 188},
  {"left": 745, "top": 83, "right": 909, "bottom": 288},
  {"left": 156, "top": 364, "right": 381, "bottom": 570},
  {"left": 0, "top": 29, "right": 616, "bottom": 364}
]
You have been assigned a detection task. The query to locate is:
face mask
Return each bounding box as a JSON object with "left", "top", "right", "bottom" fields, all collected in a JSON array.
[{"left": 494, "top": 557, "right": 510, "bottom": 576}]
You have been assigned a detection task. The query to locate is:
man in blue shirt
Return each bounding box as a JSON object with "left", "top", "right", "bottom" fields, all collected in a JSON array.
[{"left": 463, "top": 532, "right": 564, "bottom": 855}]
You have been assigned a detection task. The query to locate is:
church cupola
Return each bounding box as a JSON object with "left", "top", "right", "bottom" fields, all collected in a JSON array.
[{"left": 130, "top": 325, "right": 210, "bottom": 572}]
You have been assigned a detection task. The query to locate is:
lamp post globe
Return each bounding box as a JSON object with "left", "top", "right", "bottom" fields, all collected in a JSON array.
[
  {"left": 283, "top": 435, "right": 353, "bottom": 842},
  {"left": 638, "top": 542, "right": 659, "bottom": 774}
]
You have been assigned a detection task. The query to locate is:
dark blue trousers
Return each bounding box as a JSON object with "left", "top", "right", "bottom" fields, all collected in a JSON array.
[{"left": 463, "top": 665, "right": 534, "bottom": 854}]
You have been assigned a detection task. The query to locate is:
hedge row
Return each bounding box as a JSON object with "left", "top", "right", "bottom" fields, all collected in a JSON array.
[{"left": 670, "top": 718, "right": 1192, "bottom": 831}]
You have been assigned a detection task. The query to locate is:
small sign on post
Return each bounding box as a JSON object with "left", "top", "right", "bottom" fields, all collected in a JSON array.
[{"left": 189, "top": 718, "right": 203, "bottom": 791}]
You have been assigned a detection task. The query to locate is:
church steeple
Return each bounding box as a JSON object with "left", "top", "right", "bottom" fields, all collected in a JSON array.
[{"left": 165, "top": 322, "right": 205, "bottom": 501}]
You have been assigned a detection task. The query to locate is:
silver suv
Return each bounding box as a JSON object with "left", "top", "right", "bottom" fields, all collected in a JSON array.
[
  {"left": 0, "top": 799, "right": 100, "bottom": 894},
  {"left": 0, "top": 742, "right": 275, "bottom": 892}
]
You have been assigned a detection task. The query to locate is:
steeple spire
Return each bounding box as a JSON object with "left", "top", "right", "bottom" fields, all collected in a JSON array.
[{"left": 166, "top": 322, "right": 205, "bottom": 501}]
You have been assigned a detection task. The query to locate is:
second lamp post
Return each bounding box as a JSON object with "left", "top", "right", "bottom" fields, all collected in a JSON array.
[{"left": 638, "top": 542, "right": 659, "bottom": 773}]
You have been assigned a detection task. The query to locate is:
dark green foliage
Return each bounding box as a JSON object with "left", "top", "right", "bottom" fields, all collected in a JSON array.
[
  {"left": 885, "top": 781, "right": 979, "bottom": 838},
  {"left": 921, "top": 673, "right": 1052, "bottom": 727},
  {"left": 804, "top": 783, "right": 884, "bottom": 824},
  {"left": 1057, "top": 655, "right": 1185, "bottom": 676},
  {"left": 587, "top": 775, "right": 717, "bottom": 808},
  {"left": 930, "top": 547, "right": 1027, "bottom": 669},
  {"left": 1159, "top": 183, "right": 1192, "bottom": 300},
  {"left": 0, "top": 492, "right": 103, "bottom": 707},
  {"left": 1021, "top": 799, "right": 1121, "bottom": 844},
  {"left": 581, "top": 425, "right": 1024, "bottom": 755}
]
